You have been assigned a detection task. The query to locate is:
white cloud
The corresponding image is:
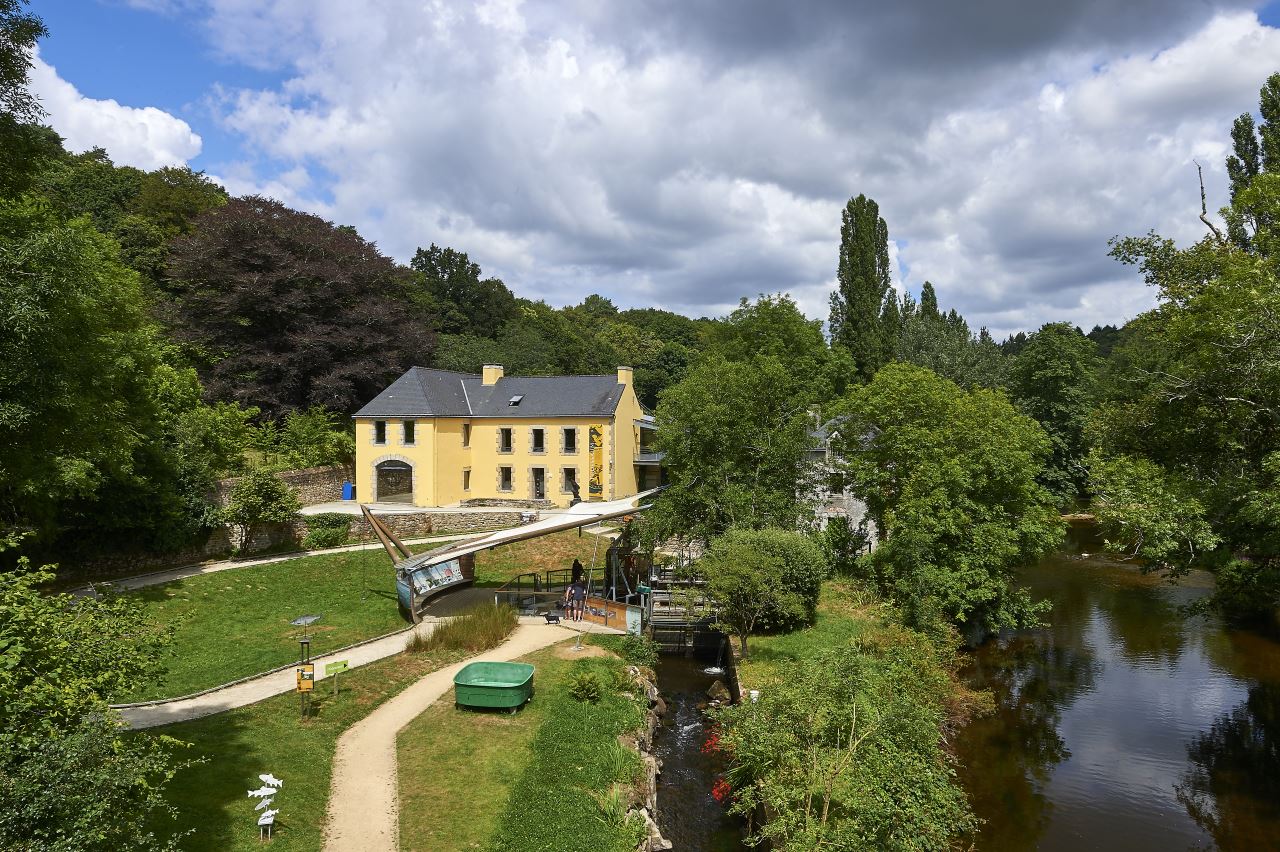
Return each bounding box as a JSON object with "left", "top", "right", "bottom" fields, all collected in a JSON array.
[
  {"left": 29, "top": 49, "right": 201, "bottom": 170},
  {"left": 186, "top": 2, "right": 1278, "bottom": 335}
]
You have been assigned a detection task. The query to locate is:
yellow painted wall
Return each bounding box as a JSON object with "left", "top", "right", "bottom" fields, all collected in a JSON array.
[
  {"left": 354, "top": 369, "right": 652, "bottom": 507},
  {"left": 354, "top": 417, "right": 436, "bottom": 504}
]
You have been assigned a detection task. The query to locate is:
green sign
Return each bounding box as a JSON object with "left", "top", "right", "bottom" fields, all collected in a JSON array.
[
  {"left": 637, "top": 585, "right": 651, "bottom": 595},
  {"left": 325, "top": 660, "right": 349, "bottom": 676}
]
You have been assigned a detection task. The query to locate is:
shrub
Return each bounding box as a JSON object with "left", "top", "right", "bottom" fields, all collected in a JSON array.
[
  {"left": 302, "top": 526, "right": 347, "bottom": 550},
  {"left": 406, "top": 604, "right": 518, "bottom": 654},
  {"left": 569, "top": 672, "right": 603, "bottom": 704},
  {"left": 301, "top": 513, "right": 351, "bottom": 549},
  {"left": 614, "top": 633, "right": 659, "bottom": 669},
  {"left": 696, "top": 527, "right": 828, "bottom": 655},
  {"left": 221, "top": 469, "right": 301, "bottom": 553}
]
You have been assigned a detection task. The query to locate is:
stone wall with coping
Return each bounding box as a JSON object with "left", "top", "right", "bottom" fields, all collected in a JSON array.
[
  {"left": 212, "top": 463, "right": 356, "bottom": 508},
  {"left": 68, "top": 509, "right": 525, "bottom": 581}
]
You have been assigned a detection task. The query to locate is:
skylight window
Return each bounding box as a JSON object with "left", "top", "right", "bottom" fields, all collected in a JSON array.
[{"left": 508, "top": 395, "right": 524, "bottom": 406}]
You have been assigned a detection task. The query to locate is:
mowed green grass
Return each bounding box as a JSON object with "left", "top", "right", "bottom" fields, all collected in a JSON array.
[
  {"left": 472, "top": 529, "right": 610, "bottom": 586},
  {"left": 734, "top": 581, "right": 878, "bottom": 687},
  {"left": 398, "top": 642, "right": 645, "bottom": 852},
  {"left": 149, "top": 645, "right": 485, "bottom": 852},
  {"left": 119, "top": 548, "right": 420, "bottom": 702},
  {"left": 121, "top": 529, "right": 607, "bottom": 702}
]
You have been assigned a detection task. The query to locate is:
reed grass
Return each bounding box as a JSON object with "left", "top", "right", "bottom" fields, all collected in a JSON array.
[{"left": 406, "top": 604, "right": 519, "bottom": 654}]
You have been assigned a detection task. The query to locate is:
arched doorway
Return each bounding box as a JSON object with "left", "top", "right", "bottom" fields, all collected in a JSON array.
[{"left": 375, "top": 460, "right": 413, "bottom": 503}]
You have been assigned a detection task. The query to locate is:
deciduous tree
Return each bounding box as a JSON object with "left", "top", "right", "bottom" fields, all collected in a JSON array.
[
  {"left": 832, "top": 363, "right": 1062, "bottom": 634},
  {"left": 167, "top": 196, "right": 434, "bottom": 416},
  {"left": 652, "top": 355, "right": 818, "bottom": 541},
  {"left": 829, "top": 194, "right": 893, "bottom": 380}
]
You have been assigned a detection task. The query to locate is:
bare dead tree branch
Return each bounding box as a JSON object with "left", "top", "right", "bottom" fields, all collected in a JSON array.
[{"left": 1194, "top": 161, "right": 1226, "bottom": 243}]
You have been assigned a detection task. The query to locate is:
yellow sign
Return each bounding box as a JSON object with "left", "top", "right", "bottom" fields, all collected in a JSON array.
[
  {"left": 588, "top": 424, "right": 605, "bottom": 501},
  {"left": 296, "top": 663, "right": 315, "bottom": 693}
]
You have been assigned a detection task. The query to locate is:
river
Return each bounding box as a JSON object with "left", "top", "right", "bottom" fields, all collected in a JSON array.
[
  {"left": 955, "top": 523, "right": 1280, "bottom": 851},
  {"left": 652, "top": 652, "right": 747, "bottom": 852}
]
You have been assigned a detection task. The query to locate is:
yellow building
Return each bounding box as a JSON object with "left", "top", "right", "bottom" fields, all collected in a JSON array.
[{"left": 353, "top": 365, "right": 661, "bottom": 507}]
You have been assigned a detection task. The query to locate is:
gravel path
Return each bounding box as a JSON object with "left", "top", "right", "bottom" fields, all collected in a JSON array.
[{"left": 321, "top": 622, "right": 577, "bottom": 852}]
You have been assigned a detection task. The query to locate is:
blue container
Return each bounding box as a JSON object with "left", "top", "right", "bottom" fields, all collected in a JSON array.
[{"left": 341, "top": 481, "right": 354, "bottom": 500}]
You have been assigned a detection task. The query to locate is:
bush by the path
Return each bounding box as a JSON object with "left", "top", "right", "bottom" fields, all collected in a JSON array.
[{"left": 407, "top": 604, "right": 518, "bottom": 654}]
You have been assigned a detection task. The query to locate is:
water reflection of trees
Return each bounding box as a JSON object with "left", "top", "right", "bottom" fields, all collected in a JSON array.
[
  {"left": 957, "top": 634, "right": 1101, "bottom": 851},
  {"left": 1176, "top": 682, "right": 1280, "bottom": 850}
]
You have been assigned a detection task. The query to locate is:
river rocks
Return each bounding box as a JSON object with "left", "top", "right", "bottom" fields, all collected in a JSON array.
[
  {"left": 637, "top": 808, "right": 673, "bottom": 851},
  {"left": 622, "top": 711, "right": 672, "bottom": 851},
  {"left": 651, "top": 695, "right": 668, "bottom": 717},
  {"left": 706, "top": 679, "right": 731, "bottom": 703}
]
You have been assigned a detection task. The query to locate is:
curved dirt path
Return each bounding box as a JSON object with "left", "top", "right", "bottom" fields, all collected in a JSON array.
[{"left": 321, "top": 621, "right": 577, "bottom": 852}]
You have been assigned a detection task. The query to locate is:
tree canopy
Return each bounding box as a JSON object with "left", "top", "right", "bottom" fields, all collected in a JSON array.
[
  {"left": 167, "top": 196, "right": 435, "bottom": 417},
  {"left": 832, "top": 363, "right": 1062, "bottom": 634},
  {"left": 829, "top": 194, "right": 894, "bottom": 380},
  {"left": 651, "top": 354, "right": 819, "bottom": 541}
]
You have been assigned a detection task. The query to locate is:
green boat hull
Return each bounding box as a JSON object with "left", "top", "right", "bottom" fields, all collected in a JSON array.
[{"left": 453, "top": 661, "right": 535, "bottom": 710}]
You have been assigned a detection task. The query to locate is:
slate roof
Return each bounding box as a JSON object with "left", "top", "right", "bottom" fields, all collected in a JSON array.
[{"left": 353, "top": 367, "right": 626, "bottom": 419}]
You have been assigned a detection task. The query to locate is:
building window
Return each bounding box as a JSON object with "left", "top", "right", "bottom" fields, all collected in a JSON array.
[
  {"left": 498, "top": 466, "right": 513, "bottom": 491},
  {"left": 531, "top": 467, "right": 546, "bottom": 500},
  {"left": 462, "top": 423, "right": 471, "bottom": 447},
  {"left": 463, "top": 468, "right": 471, "bottom": 491},
  {"left": 562, "top": 427, "right": 577, "bottom": 454},
  {"left": 374, "top": 420, "right": 387, "bottom": 444},
  {"left": 531, "top": 428, "right": 545, "bottom": 453},
  {"left": 499, "top": 427, "right": 513, "bottom": 453},
  {"left": 403, "top": 421, "right": 415, "bottom": 445},
  {"left": 562, "top": 466, "right": 578, "bottom": 494}
]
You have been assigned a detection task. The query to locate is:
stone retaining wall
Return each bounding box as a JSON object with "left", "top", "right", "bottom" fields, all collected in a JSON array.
[
  {"left": 212, "top": 463, "right": 356, "bottom": 508},
  {"left": 69, "top": 509, "right": 525, "bottom": 580},
  {"left": 461, "top": 497, "right": 554, "bottom": 509}
]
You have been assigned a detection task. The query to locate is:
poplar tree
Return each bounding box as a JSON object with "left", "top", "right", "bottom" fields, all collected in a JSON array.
[
  {"left": 829, "top": 194, "right": 892, "bottom": 380},
  {"left": 1225, "top": 73, "right": 1280, "bottom": 248}
]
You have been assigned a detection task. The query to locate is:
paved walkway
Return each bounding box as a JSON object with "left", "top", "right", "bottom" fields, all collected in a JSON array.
[
  {"left": 321, "top": 622, "right": 577, "bottom": 852},
  {"left": 115, "top": 619, "right": 440, "bottom": 729}
]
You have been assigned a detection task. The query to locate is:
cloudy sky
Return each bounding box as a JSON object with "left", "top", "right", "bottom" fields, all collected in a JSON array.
[{"left": 30, "top": 0, "right": 1280, "bottom": 336}]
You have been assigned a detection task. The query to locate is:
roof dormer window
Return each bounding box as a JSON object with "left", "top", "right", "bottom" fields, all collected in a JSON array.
[{"left": 508, "top": 395, "right": 524, "bottom": 406}]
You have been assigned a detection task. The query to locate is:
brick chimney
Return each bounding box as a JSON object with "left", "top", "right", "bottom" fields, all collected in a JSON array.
[{"left": 482, "top": 364, "right": 504, "bottom": 385}]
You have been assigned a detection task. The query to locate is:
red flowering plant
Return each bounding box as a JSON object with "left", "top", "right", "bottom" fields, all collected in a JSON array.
[
  {"left": 701, "top": 725, "right": 722, "bottom": 755},
  {"left": 710, "top": 776, "right": 733, "bottom": 805}
]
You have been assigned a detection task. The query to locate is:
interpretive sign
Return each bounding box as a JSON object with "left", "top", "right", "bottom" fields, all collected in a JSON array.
[{"left": 296, "top": 663, "right": 315, "bottom": 692}]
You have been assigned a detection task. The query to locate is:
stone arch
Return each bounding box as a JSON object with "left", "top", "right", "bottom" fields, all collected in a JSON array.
[{"left": 372, "top": 454, "right": 414, "bottom": 503}]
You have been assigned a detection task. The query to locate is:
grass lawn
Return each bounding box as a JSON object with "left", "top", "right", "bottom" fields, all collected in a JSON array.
[
  {"left": 121, "top": 529, "right": 608, "bottom": 702},
  {"left": 119, "top": 548, "right": 425, "bottom": 702},
  {"left": 734, "top": 581, "right": 879, "bottom": 688},
  {"left": 398, "top": 641, "right": 646, "bottom": 852},
  {"left": 148, "top": 647, "right": 475, "bottom": 852},
  {"left": 472, "top": 528, "right": 610, "bottom": 586}
]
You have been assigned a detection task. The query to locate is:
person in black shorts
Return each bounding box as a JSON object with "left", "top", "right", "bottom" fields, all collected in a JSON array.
[{"left": 571, "top": 580, "right": 586, "bottom": 621}]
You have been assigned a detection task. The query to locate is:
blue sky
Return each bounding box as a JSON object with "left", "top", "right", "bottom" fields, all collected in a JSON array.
[
  {"left": 27, "top": 1, "right": 1280, "bottom": 335},
  {"left": 35, "top": 1, "right": 277, "bottom": 170}
]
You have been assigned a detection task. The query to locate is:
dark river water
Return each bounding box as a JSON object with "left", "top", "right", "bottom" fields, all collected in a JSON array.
[
  {"left": 653, "top": 653, "right": 746, "bottom": 852},
  {"left": 956, "top": 524, "right": 1280, "bottom": 851}
]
